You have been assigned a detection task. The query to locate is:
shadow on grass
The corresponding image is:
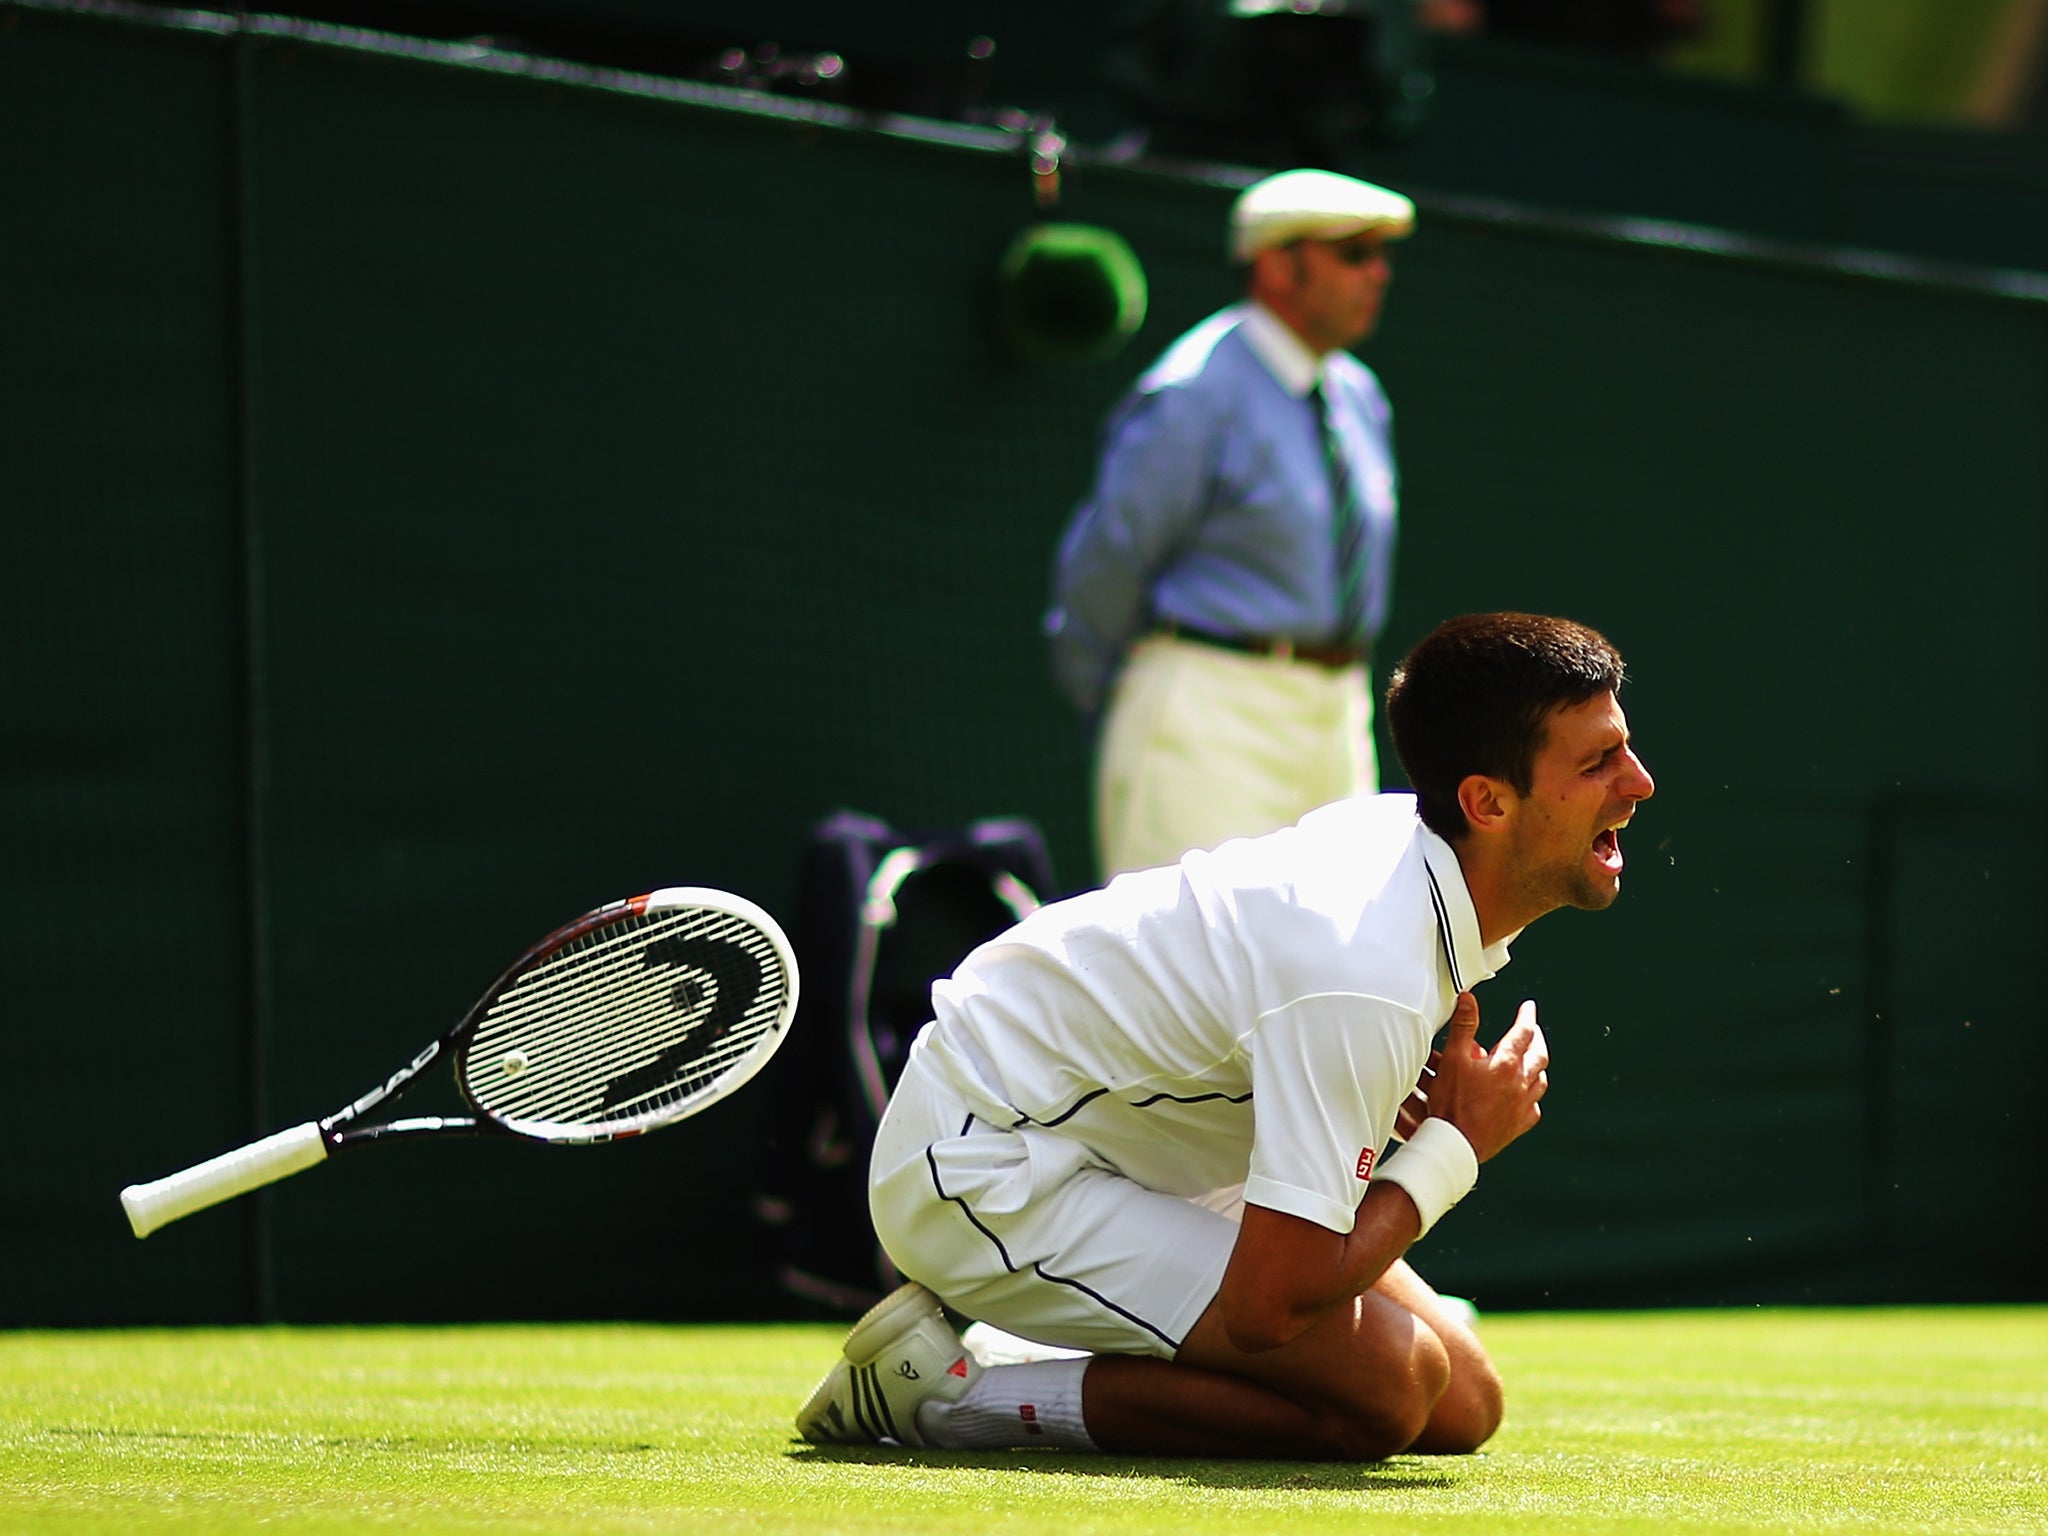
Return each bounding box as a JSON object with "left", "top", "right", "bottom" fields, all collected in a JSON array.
[{"left": 786, "top": 1443, "right": 1469, "bottom": 1491}]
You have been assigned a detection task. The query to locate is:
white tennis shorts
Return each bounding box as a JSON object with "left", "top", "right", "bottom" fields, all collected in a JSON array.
[{"left": 868, "top": 1056, "right": 1240, "bottom": 1359}]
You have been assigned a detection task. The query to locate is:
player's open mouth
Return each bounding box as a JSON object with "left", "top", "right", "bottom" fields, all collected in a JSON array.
[{"left": 1592, "top": 827, "right": 1624, "bottom": 874}]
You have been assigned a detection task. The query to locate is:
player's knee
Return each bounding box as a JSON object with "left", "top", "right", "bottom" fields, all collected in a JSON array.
[
  {"left": 1417, "top": 1354, "right": 1504, "bottom": 1454},
  {"left": 1313, "top": 1326, "right": 1452, "bottom": 1462},
  {"left": 1314, "top": 1387, "right": 1439, "bottom": 1462}
]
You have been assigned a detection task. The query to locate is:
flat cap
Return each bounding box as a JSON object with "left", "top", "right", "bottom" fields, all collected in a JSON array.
[{"left": 1229, "top": 169, "right": 1415, "bottom": 262}]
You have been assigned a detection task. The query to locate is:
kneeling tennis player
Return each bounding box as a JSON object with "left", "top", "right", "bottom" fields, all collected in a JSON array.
[{"left": 797, "top": 611, "right": 1654, "bottom": 1460}]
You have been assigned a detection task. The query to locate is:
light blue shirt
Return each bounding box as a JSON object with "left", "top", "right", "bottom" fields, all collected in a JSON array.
[{"left": 1046, "top": 301, "right": 1399, "bottom": 715}]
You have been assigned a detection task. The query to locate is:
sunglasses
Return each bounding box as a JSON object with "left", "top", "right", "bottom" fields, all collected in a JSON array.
[
  {"left": 1286, "top": 237, "right": 1389, "bottom": 267},
  {"left": 1326, "top": 240, "right": 1390, "bottom": 267}
]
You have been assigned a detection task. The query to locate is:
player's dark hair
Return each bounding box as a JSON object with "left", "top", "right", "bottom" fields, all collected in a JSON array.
[{"left": 1384, "top": 613, "right": 1627, "bottom": 843}]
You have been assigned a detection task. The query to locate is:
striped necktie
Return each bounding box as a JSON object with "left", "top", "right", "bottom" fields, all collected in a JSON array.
[{"left": 1312, "top": 381, "right": 1367, "bottom": 644}]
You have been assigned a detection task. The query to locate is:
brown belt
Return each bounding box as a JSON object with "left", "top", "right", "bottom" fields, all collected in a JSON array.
[{"left": 1159, "top": 623, "right": 1368, "bottom": 671}]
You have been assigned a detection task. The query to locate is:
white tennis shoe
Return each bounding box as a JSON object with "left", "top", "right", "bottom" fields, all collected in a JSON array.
[{"left": 796, "top": 1282, "right": 980, "bottom": 1447}]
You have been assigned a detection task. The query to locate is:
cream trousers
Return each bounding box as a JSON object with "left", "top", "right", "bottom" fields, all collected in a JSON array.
[{"left": 1094, "top": 633, "right": 1378, "bottom": 879}]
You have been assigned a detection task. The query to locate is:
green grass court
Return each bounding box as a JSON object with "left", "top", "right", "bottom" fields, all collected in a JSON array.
[{"left": 5, "top": 1307, "right": 2042, "bottom": 1534}]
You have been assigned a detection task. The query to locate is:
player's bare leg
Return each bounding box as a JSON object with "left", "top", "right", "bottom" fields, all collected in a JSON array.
[
  {"left": 1371, "top": 1259, "right": 1503, "bottom": 1453},
  {"left": 1079, "top": 1258, "right": 1501, "bottom": 1461}
]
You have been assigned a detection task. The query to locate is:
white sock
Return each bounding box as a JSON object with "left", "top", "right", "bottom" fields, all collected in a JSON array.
[{"left": 915, "top": 1358, "right": 1097, "bottom": 1451}]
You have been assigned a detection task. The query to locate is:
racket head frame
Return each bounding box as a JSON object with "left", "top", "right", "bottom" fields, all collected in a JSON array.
[{"left": 441, "top": 885, "right": 799, "bottom": 1145}]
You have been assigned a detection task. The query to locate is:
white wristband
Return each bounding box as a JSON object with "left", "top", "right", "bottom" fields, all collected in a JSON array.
[{"left": 1375, "top": 1118, "right": 1479, "bottom": 1238}]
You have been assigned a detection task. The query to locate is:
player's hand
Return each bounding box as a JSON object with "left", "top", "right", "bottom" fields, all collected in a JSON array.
[{"left": 1426, "top": 991, "right": 1549, "bottom": 1163}]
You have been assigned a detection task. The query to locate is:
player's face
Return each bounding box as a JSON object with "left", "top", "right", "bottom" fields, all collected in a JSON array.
[
  {"left": 1287, "top": 233, "right": 1393, "bottom": 352},
  {"left": 1501, "top": 691, "right": 1656, "bottom": 916}
]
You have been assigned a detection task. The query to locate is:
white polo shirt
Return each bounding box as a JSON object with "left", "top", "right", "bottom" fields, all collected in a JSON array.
[{"left": 911, "top": 793, "right": 1514, "bottom": 1236}]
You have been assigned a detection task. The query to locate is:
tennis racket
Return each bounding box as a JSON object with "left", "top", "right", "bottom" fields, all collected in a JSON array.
[{"left": 121, "top": 885, "right": 799, "bottom": 1239}]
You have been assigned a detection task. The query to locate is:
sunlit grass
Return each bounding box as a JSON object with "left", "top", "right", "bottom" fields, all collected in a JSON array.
[{"left": 3, "top": 1308, "right": 2042, "bottom": 1534}]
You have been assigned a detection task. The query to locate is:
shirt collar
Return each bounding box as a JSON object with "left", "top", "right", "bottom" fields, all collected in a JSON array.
[
  {"left": 1417, "top": 822, "right": 1517, "bottom": 993},
  {"left": 1238, "top": 301, "right": 1326, "bottom": 398}
]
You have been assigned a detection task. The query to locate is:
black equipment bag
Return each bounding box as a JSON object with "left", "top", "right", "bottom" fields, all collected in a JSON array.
[{"left": 755, "top": 808, "right": 1056, "bottom": 1315}]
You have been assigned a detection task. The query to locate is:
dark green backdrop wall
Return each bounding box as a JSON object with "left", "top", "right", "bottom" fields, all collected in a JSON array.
[{"left": 4, "top": 5, "right": 2044, "bottom": 1325}]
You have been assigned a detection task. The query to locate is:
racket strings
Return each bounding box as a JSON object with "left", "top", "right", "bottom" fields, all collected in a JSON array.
[
  {"left": 467, "top": 910, "right": 778, "bottom": 1126},
  {"left": 481, "top": 909, "right": 770, "bottom": 1059},
  {"left": 477, "top": 938, "right": 706, "bottom": 1069},
  {"left": 460, "top": 906, "right": 790, "bottom": 1136},
  {"left": 483, "top": 918, "right": 703, "bottom": 1017}
]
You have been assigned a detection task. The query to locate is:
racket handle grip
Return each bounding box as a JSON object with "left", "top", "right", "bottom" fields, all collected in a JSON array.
[{"left": 120, "top": 1122, "right": 331, "bottom": 1239}]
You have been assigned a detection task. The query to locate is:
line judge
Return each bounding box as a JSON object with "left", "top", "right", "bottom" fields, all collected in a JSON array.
[{"left": 1047, "top": 168, "right": 1411, "bottom": 879}]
